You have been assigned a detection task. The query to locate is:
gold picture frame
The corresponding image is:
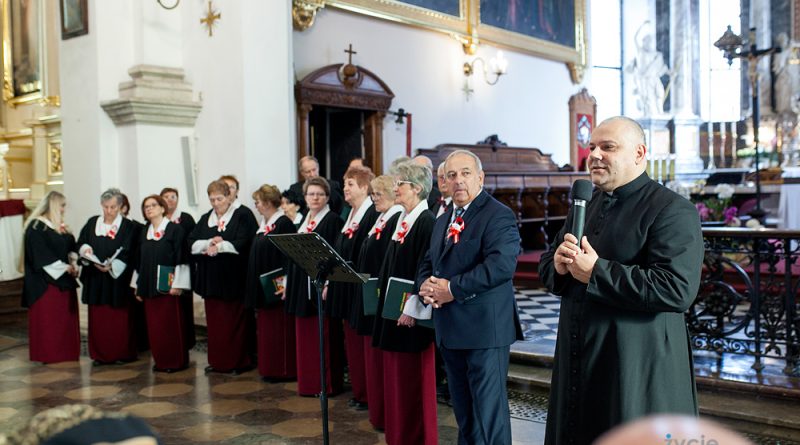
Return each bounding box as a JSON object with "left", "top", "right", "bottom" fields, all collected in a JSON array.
[
  {"left": 318, "top": 0, "right": 587, "bottom": 83},
  {"left": 2, "top": 0, "right": 48, "bottom": 107}
]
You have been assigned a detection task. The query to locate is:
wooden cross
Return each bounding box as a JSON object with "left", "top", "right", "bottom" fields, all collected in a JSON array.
[
  {"left": 344, "top": 44, "right": 357, "bottom": 64},
  {"left": 200, "top": 0, "right": 221, "bottom": 37}
]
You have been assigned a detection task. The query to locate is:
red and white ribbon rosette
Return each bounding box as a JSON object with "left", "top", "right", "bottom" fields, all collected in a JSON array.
[
  {"left": 262, "top": 223, "right": 275, "bottom": 235},
  {"left": 217, "top": 219, "right": 227, "bottom": 232},
  {"left": 107, "top": 225, "right": 118, "bottom": 240},
  {"left": 154, "top": 230, "right": 164, "bottom": 240},
  {"left": 396, "top": 221, "right": 409, "bottom": 244},
  {"left": 306, "top": 220, "right": 317, "bottom": 233},
  {"left": 374, "top": 218, "right": 385, "bottom": 240},
  {"left": 446, "top": 217, "right": 465, "bottom": 244},
  {"left": 344, "top": 222, "right": 359, "bottom": 239}
]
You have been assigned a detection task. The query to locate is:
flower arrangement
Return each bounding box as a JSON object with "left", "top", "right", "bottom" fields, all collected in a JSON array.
[{"left": 694, "top": 183, "right": 739, "bottom": 225}]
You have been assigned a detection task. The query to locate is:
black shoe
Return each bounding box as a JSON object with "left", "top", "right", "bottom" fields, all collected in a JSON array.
[
  {"left": 348, "top": 398, "right": 358, "bottom": 407},
  {"left": 231, "top": 364, "right": 255, "bottom": 376},
  {"left": 354, "top": 401, "right": 368, "bottom": 411},
  {"left": 204, "top": 365, "right": 217, "bottom": 374},
  {"left": 92, "top": 360, "right": 112, "bottom": 366}
]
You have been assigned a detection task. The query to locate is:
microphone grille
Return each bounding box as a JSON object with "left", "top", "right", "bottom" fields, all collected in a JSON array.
[{"left": 572, "top": 179, "right": 594, "bottom": 202}]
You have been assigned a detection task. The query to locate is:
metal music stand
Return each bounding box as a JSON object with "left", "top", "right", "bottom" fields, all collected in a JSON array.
[{"left": 268, "top": 232, "right": 366, "bottom": 445}]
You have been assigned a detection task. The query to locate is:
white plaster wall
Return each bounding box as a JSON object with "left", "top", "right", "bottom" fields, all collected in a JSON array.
[{"left": 293, "top": 8, "right": 583, "bottom": 168}]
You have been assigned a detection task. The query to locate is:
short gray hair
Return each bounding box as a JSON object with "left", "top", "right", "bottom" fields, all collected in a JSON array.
[
  {"left": 395, "top": 162, "right": 432, "bottom": 200},
  {"left": 388, "top": 156, "right": 411, "bottom": 175},
  {"left": 444, "top": 149, "right": 483, "bottom": 172},
  {"left": 100, "top": 188, "right": 123, "bottom": 205}
]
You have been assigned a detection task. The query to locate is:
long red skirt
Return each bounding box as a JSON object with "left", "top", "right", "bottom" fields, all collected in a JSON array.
[
  {"left": 88, "top": 304, "right": 137, "bottom": 363},
  {"left": 257, "top": 306, "right": 296, "bottom": 379},
  {"left": 344, "top": 324, "right": 367, "bottom": 403},
  {"left": 295, "top": 315, "right": 344, "bottom": 396},
  {"left": 383, "top": 345, "right": 438, "bottom": 445},
  {"left": 28, "top": 285, "right": 80, "bottom": 363},
  {"left": 144, "top": 294, "right": 187, "bottom": 370},
  {"left": 205, "top": 298, "right": 251, "bottom": 372},
  {"left": 364, "top": 338, "right": 385, "bottom": 430}
]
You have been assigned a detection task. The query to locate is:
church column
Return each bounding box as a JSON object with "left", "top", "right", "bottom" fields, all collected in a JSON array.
[{"left": 670, "top": 0, "right": 704, "bottom": 172}]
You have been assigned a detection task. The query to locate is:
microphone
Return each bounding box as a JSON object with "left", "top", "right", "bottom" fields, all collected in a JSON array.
[{"left": 570, "top": 179, "right": 593, "bottom": 247}]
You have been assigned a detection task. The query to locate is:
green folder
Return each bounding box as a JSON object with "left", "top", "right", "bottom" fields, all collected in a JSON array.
[
  {"left": 259, "top": 268, "right": 286, "bottom": 305},
  {"left": 381, "top": 277, "right": 434, "bottom": 329},
  {"left": 362, "top": 277, "right": 379, "bottom": 316},
  {"left": 156, "top": 265, "right": 175, "bottom": 293}
]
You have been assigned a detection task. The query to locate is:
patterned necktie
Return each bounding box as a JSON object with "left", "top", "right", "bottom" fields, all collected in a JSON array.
[{"left": 454, "top": 207, "right": 465, "bottom": 219}]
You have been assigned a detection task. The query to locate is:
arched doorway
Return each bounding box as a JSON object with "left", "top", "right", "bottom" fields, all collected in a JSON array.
[{"left": 295, "top": 63, "right": 394, "bottom": 180}]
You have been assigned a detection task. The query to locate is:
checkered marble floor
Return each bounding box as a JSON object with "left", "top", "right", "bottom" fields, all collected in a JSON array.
[{"left": 515, "top": 288, "right": 560, "bottom": 343}]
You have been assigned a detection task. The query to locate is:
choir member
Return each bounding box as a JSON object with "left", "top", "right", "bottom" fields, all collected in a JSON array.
[
  {"left": 132, "top": 195, "right": 191, "bottom": 372},
  {"left": 244, "top": 184, "right": 297, "bottom": 382},
  {"left": 121, "top": 192, "right": 149, "bottom": 353},
  {"left": 356, "top": 175, "right": 404, "bottom": 430},
  {"left": 325, "top": 166, "right": 379, "bottom": 410},
  {"left": 284, "top": 177, "right": 344, "bottom": 396},
  {"left": 160, "top": 187, "right": 197, "bottom": 351},
  {"left": 189, "top": 180, "right": 254, "bottom": 374},
  {"left": 280, "top": 189, "right": 304, "bottom": 227},
  {"left": 373, "top": 161, "right": 437, "bottom": 445},
  {"left": 77, "top": 188, "right": 138, "bottom": 365},
  {"left": 22, "top": 191, "right": 80, "bottom": 364}
]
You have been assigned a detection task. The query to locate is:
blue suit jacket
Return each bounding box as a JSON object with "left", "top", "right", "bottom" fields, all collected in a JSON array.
[{"left": 416, "top": 190, "right": 523, "bottom": 349}]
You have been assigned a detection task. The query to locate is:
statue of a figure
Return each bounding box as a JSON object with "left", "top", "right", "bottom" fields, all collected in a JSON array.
[
  {"left": 772, "top": 32, "right": 800, "bottom": 116},
  {"left": 626, "top": 22, "right": 672, "bottom": 117}
]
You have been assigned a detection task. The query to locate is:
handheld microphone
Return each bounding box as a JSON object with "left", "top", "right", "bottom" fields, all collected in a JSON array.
[{"left": 570, "top": 179, "right": 593, "bottom": 247}]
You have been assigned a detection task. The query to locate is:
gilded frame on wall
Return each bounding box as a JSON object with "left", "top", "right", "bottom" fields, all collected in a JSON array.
[
  {"left": 2, "top": 0, "right": 48, "bottom": 106},
  {"left": 315, "top": 0, "right": 587, "bottom": 83},
  {"left": 47, "top": 141, "right": 62, "bottom": 176}
]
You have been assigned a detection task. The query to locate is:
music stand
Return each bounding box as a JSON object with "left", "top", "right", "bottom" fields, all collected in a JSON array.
[{"left": 268, "top": 232, "right": 366, "bottom": 445}]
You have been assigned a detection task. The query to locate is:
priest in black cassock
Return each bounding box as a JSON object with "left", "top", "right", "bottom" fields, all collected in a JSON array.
[
  {"left": 77, "top": 188, "right": 138, "bottom": 365},
  {"left": 356, "top": 175, "right": 403, "bottom": 430},
  {"left": 133, "top": 195, "right": 191, "bottom": 372},
  {"left": 372, "top": 161, "right": 437, "bottom": 445},
  {"left": 244, "top": 184, "right": 298, "bottom": 382},
  {"left": 161, "top": 187, "right": 197, "bottom": 351},
  {"left": 284, "top": 176, "right": 344, "bottom": 396},
  {"left": 539, "top": 116, "right": 704, "bottom": 445},
  {"left": 189, "top": 180, "right": 255, "bottom": 374},
  {"left": 22, "top": 191, "right": 81, "bottom": 364},
  {"left": 325, "top": 166, "right": 379, "bottom": 410}
]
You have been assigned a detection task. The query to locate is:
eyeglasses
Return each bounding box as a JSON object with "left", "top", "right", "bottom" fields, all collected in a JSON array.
[{"left": 394, "top": 180, "right": 415, "bottom": 188}]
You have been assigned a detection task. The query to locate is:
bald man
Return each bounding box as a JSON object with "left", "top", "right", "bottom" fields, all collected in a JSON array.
[{"left": 539, "top": 116, "right": 704, "bottom": 444}]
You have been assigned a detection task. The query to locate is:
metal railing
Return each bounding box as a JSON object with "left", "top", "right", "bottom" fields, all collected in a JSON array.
[{"left": 687, "top": 228, "right": 800, "bottom": 375}]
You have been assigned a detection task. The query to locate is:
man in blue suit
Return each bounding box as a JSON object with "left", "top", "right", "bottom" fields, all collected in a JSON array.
[{"left": 417, "top": 149, "right": 523, "bottom": 445}]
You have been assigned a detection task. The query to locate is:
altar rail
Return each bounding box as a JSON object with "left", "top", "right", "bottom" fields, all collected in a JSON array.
[{"left": 690, "top": 228, "right": 800, "bottom": 375}]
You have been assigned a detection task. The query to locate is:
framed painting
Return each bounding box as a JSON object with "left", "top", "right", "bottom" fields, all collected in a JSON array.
[
  {"left": 1, "top": 0, "right": 47, "bottom": 106},
  {"left": 324, "top": 0, "right": 468, "bottom": 36},
  {"left": 60, "top": 0, "right": 88, "bottom": 40},
  {"left": 476, "top": 0, "right": 587, "bottom": 82}
]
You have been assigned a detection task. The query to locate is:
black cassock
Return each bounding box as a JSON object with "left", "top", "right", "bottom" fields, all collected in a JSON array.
[
  {"left": 126, "top": 218, "right": 149, "bottom": 352},
  {"left": 189, "top": 206, "right": 256, "bottom": 372},
  {"left": 172, "top": 211, "right": 197, "bottom": 351},
  {"left": 244, "top": 214, "right": 297, "bottom": 379},
  {"left": 283, "top": 210, "right": 344, "bottom": 395},
  {"left": 77, "top": 216, "right": 137, "bottom": 363},
  {"left": 23, "top": 220, "right": 81, "bottom": 364},
  {"left": 135, "top": 221, "right": 189, "bottom": 370}
]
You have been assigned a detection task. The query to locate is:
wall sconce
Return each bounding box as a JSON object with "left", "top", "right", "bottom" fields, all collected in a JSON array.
[
  {"left": 157, "top": 0, "right": 180, "bottom": 9},
  {"left": 463, "top": 51, "right": 508, "bottom": 85}
]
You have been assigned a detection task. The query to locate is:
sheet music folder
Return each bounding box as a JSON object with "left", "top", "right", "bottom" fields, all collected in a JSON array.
[{"left": 268, "top": 232, "right": 367, "bottom": 285}]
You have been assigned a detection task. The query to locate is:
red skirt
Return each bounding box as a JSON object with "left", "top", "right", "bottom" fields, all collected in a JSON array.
[
  {"left": 295, "top": 315, "right": 344, "bottom": 396},
  {"left": 205, "top": 298, "right": 252, "bottom": 372},
  {"left": 28, "top": 285, "right": 80, "bottom": 363},
  {"left": 144, "top": 294, "right": 187, "bottom": 370},
  {"left": 364, "top": 337, "right": 385, "bottom": 430},
  {"left": 344, "top": 324, "right": 367, "bottom": 403},
  {"left": 88, "top": 303, "right": 137, "bottom": 363},
  {"left": 257, "top": 306, "right": 296, "bottom": 379},
  {"left": 383, "top": 345, "right": 438, "bottom": 445}
]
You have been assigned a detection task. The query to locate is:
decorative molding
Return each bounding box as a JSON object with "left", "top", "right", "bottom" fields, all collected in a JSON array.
[
  {"left": 100, "top": 65, "right": 202, "bottom": 127},
  {"left": 47, "top": 141, "right": 62, "bottom": 176},
  {"left": 295, "top": 64, "right": 395, "bottom": 110},
  {"left": 293, "top": 0, "right": 325, "bottom": 31}
]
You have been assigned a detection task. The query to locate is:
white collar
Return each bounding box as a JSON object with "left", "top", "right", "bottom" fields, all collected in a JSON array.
[
  {"left": 391, "top": 200, "right": 429, "bottom": 242},
  {"left": 207, "top": 205, "right": 236, "bottom": 231},
  {"left": 146, "top": 218, "right": 170, "bottom": 240},
  {"left": 36, "top": 216, "right": 56, "bottom": 231},
  {"left": 95, "top": 214, "right": 123, "bottom": 236},
  {"left": 298, "top": 205, "right": 330, "bottom": 233},
  {"left": 292, "top": 213, "right": 303, "bottom": 225},
  {"left": 257, "top": 208, "right": 286, "bottom": 234},
  {"left": 341, "top": 196, "right": 373, "bottom": 234},
  {"left": 368, "top": 204, "right": 403, "bottom": 236},
  {"left": 168, "top": 211, "right": 182, "bottom": 223}
]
